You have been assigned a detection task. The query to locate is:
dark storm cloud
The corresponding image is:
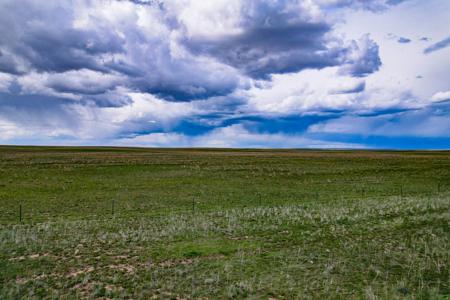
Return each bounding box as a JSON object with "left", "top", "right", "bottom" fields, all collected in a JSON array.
[
  {"left": 181, "top": 0, "right": 382, "bottom": 79},
  {"left": 424, "top": 37, "right": 450, "bottom": 54},
  {"left": 0, "top": 0, "right": 383, "bottom": 105},
  {"left": 0, "top": 0, "right": 241, "bottom": 102},
  {"left": 104, "top": 60, "right": 145, "bottom": 77},
  {"left": 0, "top": 2, "right": 125, "bottom": 74},
  {"left": 184, "top": 22, "right": 339, "bottom": 79},
  {"left": 179, "top": 0, "right": 356, "bottom": 79},
  {"left": 49, "top": 80, "right": 116, "bottom": 97},
  {"left": 0, "top": 50, "right": 22, "bottom": 75},
  {"left": 141, "top": 85, "right": 237, "bottom": 102},
  {"left": 19, "top": 27, "right": 125, "bottom": 73}
]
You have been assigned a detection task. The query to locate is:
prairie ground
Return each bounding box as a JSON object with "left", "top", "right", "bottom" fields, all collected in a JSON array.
[{"left": 0, "top": 147, "right": 448, "bottom": 298}]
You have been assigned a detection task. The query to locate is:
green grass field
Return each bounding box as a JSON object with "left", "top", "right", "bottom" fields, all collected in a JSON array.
[{"left": 0, "top": 146, "right": 449, "bottom": 299}]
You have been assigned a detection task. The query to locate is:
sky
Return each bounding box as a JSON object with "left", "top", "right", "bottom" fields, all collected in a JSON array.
[{"left": 0, "top": 0, "right": 449, "bottom": 149}]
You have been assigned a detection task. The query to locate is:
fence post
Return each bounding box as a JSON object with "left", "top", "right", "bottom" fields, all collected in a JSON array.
[
  {"left": 400, "top": 185, "right": 403, "bottom": 200},
  {"left": 192, "top": 197, "right": 195, "bottom": 214},
  {"left": 112, "top": 199, "right": 115, "bottom": 216},
  {"left": 19, "top": 204, "right": 22, "bottom": 223}
]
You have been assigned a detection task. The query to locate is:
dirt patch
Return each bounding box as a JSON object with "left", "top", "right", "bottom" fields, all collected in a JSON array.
[
  {"left": 67, "top": 266, "right": 95, "bottom": 278},
  {"left": 9, "top": 253, "right": 51, "bottom": 261},
  {"left": 108, "top": 264, "right": 135, "bottom": 274}
]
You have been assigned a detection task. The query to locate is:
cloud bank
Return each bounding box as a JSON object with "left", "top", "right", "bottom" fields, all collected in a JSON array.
[{"left": 0, "top": 0, "right": 449, "bottom": 149}]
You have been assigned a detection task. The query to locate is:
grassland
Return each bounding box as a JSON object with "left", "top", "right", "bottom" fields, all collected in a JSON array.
[{"left": 0, "top": 146, "right": 448, "bottom": 299}]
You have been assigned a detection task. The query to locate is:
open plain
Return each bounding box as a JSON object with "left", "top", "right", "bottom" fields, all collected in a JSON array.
[{"left": 0, "top": 147, "right": 448, "bottom": 299}]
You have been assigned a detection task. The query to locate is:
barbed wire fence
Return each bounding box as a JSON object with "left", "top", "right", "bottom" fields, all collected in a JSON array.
[{"left": 2, "top": 181, "right": 448, "bottom": 225}]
